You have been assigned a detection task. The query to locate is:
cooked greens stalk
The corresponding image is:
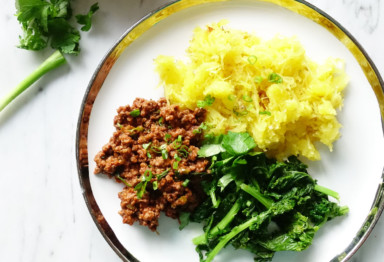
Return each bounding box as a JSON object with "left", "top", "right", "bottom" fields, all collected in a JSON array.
[
  {"left": 314, "top": 184, "right": 340, "bottom": 201},
  {"left": 240, "top": 183, "right": 273, "bottom": 209},
  {"left": 0, "top": 51, "right": 66, "bottom": 111},
  {"left": 193, "top": 197, "right": 242, "bottom": 245},
  {"left": 204, "top": 212, "right": 270, "bottom": 262}
]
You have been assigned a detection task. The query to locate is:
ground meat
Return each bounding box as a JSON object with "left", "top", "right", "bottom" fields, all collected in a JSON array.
[{"left": 94, "top": 97, "right": 209, "bottom": 231}]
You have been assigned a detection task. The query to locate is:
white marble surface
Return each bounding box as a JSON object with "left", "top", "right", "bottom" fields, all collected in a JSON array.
[{"left": 0, "top": 0, "right": 383, "bottom": 262}]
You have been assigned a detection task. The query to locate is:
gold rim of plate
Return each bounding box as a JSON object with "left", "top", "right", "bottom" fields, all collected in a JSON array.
[{"left": 76, "top": 1, "right": 384, "bottom": 262}]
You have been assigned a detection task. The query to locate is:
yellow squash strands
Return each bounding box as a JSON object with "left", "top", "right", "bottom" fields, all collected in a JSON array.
[{"left": 155, "top": 21, "right": 348, "bottom": 160}]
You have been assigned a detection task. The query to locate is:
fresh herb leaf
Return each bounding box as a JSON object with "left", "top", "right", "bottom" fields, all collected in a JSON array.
[
  {"left": 221, "top": 131, "right": 257, "bottom": 156},
  {"left": 130, "top": 109, "right": 141, "bottom": 117},
  {"left": 75, "top": 2, "right": 99, "bottom": 31},
  {"left": 179, "top": 212, "right": 191, "bottom": 230},
  {"left": 198, "top": 144, "right": 225, "bottom": 157}
]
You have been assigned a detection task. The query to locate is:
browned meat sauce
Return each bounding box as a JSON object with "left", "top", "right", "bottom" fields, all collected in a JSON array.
[{"left": 94, "top": 98, "right": 209, "bottom": 231}]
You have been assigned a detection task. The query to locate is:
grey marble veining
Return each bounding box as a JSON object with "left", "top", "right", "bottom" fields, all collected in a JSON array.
[{"left": 0, "top": 0, "right": 383, "bottom": 261}]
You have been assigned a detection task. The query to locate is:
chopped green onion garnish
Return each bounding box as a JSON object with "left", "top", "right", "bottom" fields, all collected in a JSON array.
[
  {"left": 130, "top": 109, "right": 141, "bottom": 117},
  {"left": 165, "top": 133, "right": 172, "bottom": 143},
  {"left": 116, "top": 123, "right": 123, "bottom": 129},
  {"left": 228, "top": 94, "right": 236, "bottom": 101},
  {"left": 254, "top": 76, "right": 263, "bottom": 83},
  {"left": 197, "top": 95, "right": 215, "bottom": 108},
  {"left": 160, "top": 144, "right": 168, "bottom": 159},
  {"left": 117, "top": 175, "right": 131, "bottom": 187},
  {"left": 259, "top": 111, "right": 271, "bottom": 116},
  {"left": 152, "top": 181, "right": 158, "bottom": 190},
  {"left": 242, "top": 95, "right": 253, "bottom": 102},
  {"left": 182, "top": 179, "right": 190, "bottom": 187},
  {"left": 135, "top": 170, "right": 153, "bottom": 199},
  {"left": 247, "top": 55, "right": 257, "bottom": 65},
  {"left": 158, "top": 117, "right": 164, "bottom": 125},
  {"left": 157, "top": 169, "right": 170, "bottom": 180},
  {"left": 268, "top": 73, "right": 283, "bottom": 84}
]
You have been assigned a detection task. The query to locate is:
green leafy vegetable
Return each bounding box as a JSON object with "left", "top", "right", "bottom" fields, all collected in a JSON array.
[
  {"left": 75, "top": 3, "right": 99, "bottom": 31},
  {"left": 185, "top": 132, "right": 348, "bottom": 262}
]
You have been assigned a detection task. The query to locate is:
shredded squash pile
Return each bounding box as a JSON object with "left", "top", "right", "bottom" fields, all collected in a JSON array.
[{"left": 155, "top": 21, "right": 348, "bottom": 160}]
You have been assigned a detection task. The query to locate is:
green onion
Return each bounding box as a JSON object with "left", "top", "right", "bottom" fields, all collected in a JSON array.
[
  {"left": 117, "top": 175, "right": 131, "bottom": 187},
  {"left": 142, "top": 142, "right": 151, "bottom": 150},
  {"left": 152, "top": 181, "right": 158, "bottom": 190},
  {"left": 197, "top": 95, "right": 215, "bottom": 108},
  {"left": 158, "top": 117, "right": 164, "bottom": 125},
  {"left": 242, "top": 95, "right": 253, "bottom": 102},
  {"left": 182, "top": 179, "right": 190, "bottom": 187},
  {"left": 134, "top": 170, "right": 153, "bottom": 199},
  {"left": 247, "top": 55, "right": 257, "bottom": 65},
  {"left": 254, "top": 76, "right": 263, "bottom": 83},
  {"left": 160, "top": 144, "right": 168, "bottom": 159},
  {"left": 228, "top": 94, "right": 236, "bottom": 101},
  {"left": 130, "top": 109, "right": 141, "bottom": 117},
  {"left": 173, "top": 153, "right": 181, "bottom": 170},
  {"left": 268, "top": 73, "right": 283, "bottom": 84},
  {"left": 157, "top": 169, "right": 170, "bottom": 180},
  {"left": 165, "top": 133, "right": 172, "bottom": 143},
  {"left": 116, "top": 123, "right": 123, "bottom": 129},
  {"left": 259, "top": 111, "right": 271, "bottom": 116}
]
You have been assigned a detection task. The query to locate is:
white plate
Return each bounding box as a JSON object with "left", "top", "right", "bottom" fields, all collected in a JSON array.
[{"left": 77, "top": 1, "right": 384, "bottom": 262}]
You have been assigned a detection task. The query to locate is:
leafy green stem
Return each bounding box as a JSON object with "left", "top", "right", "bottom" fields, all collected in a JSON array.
[
  {"left": 204, "top": 212, "right": 269, "bottom": 262},
  {"left": 314, "top": 184, "right": 340, "bottom": 201},
  {"left": 193, "top": 198, "right": 242, "bottom": 245},
  {"left": 240, "top": 183, "right": 273, "bottom": 209},
  {"left": 0, "top": 50, "right": 66, "bottom": 112}
]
